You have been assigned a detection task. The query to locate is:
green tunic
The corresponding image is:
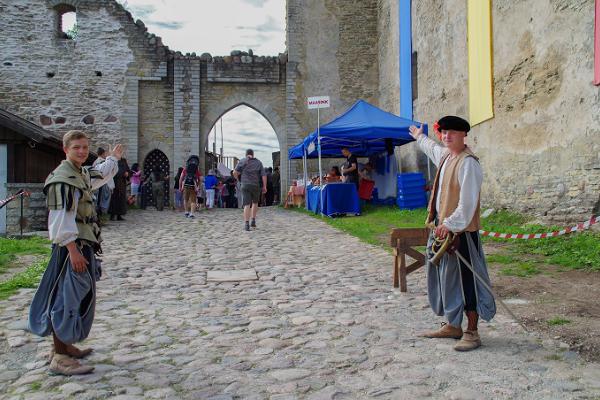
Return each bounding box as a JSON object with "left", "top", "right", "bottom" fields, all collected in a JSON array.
[{"left": 44, "top": 160, "right": 103, "bottom": 245}]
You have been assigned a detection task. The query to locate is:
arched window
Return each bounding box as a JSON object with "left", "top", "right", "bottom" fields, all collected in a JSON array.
[{"left": 54, "top": 4, "right": 77, "bottom": 39}]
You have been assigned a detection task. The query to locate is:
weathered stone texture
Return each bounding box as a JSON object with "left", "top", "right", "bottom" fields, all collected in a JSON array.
[
  {"left": 138, "top": 79, "right": 174, "bottom": 170},
  {"left": 0, "top": 0, "right": 169, "bottom": 161},
  {"left": 287, "top": 0, "right": 379, "bottom": 131},
  {"left": 5, "top": 184, "right": 45, "bottom": 235},
  {"left": 377, "top": 0, "right": 400, "bottom": 116},
  {"left": 406, "top": 0, "right": 600, "bottom": 221}
]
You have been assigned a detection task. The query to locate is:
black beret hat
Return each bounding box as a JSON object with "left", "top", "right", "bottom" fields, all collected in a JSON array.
[{"left": 437, "top": 115, "right": 471, "bottom": 134}]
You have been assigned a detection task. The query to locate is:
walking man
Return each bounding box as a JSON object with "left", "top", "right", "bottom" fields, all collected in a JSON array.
[
  {"left": 408, "top": 116, "right": 496, "bottom": 351},
  {"left": 234, "top": 149, "right": 267, "bottom": 231},
  {"left": 29, "top": 130, "right": 122, "bottom": 374}
]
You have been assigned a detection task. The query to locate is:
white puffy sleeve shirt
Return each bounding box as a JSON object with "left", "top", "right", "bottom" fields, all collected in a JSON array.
[
  {"left": 48, "top": 156, "right": 119, "bottom": 246},
  {"left": 417, "top": 135, "right": 482, "bottom": 233}
]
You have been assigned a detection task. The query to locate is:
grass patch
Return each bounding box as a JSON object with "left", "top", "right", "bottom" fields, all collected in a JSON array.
[
  {"left": 0, "top": 236, "right": 50, "bottom": 273},
  {"left": 0, "top": 256, "right": 49, "bottom": 300},
  {"left": 499, "top": 261, "right": 540, "bottom": 277},
  {"left": 547, "top": 316, "right": 571, "bottom": 326},
  {"left": 486, "top": 253, "right": 516, "bottom": 264},
  {"left": 482, "top": 209, "right": 600, "bottom": 271}
]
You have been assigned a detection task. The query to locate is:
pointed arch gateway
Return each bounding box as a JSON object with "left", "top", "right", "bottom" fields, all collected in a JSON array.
[{"left": 200, "top": 93, "right": 289, "bottom": 202}]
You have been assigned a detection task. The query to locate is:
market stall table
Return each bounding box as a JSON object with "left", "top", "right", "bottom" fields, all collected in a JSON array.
[{"left": 305, "top": 183, "right": 360, "bottom": 217}]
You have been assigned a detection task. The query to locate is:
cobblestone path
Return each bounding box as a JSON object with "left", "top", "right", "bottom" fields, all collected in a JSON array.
[{"left": 1, "top": 208, "right": 599, "bottom": 399}]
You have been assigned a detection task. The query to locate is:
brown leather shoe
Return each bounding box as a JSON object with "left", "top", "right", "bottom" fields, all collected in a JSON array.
[
  {"left": 66, "top": 344, "right": 93, "bottom": 358},
  {"left": 50, "top": 345, "right": 93, "bottom": 360},
  {"left": 49, "top": 354, "right": 94, "bottom": 376},
  {"left": 419, "top": 322, "right": 463, "bottom": 339},
  {"left": 454, "top": 330, "right": 481, "bottom": 351}
]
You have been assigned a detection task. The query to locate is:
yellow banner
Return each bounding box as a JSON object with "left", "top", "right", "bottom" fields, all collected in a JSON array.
[{"left": 467, "top": 0, "right": 494, "bottom": 126}]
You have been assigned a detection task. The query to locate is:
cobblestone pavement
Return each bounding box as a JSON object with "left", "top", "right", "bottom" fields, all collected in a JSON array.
[{"left": 1, "top": 208, "right": 599, "bottom": 399}]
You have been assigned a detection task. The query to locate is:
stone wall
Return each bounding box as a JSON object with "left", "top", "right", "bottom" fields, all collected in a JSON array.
[
  {"left": 377, "top": 0, "right": 400, "bottom": 116},
  {"left": 5, "top": 184, "right": 46, "bottom": 236},
  {"left": 286, "top": 0, "right": 380, "bottom": 179},
  {"left": 406, "top": 0, "right": 600, "bottom": 222},
  {"left": 138, "top": 78, "right": 174, "bottom": 171}
]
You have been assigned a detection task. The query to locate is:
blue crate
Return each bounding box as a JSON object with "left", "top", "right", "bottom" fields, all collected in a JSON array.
[
  {"left": 397, "top": 192, "right": 427, "bottom": 201},
  {"left": 397, "top": 178, "right": 426, "bottom": 190},
  {"left": 396, "top": 198, "right": 428, "bottom": 210},
  {"left": 397, "top": 172, "right": 425, "bottom": 183}
]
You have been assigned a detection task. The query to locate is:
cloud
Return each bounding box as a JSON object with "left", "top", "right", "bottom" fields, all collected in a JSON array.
[
  {"left": 235, "top": 16, "right": 283, "bottom": 33},
  {"left": 241, "top": 0, "right": 269, "bottom": 7},
  {"left": 128, "top": 4, "right": 157, "bottom": 18},
  {"left": 147, "top": 20, "right": 185, "bottom": 30}
]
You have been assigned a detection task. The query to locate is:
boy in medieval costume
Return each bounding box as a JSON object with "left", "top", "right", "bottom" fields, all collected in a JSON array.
[
  {"left": 28, "top": 131, "right": 122, "bottom": 375},
  {"left": 409, "top": 116, "right": 496, "bottom": 351}
]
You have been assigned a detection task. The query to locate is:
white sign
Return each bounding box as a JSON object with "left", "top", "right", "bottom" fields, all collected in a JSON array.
[{"left": 307, "top": 96, "right": 330, "bottom": 109}]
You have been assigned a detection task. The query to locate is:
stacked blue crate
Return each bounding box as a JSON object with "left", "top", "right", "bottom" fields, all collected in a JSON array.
[{"left": 397, "top": 172, "right": 427, "bottom": 209}]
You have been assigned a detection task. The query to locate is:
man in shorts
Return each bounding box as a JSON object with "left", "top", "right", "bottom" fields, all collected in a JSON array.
[{"left": 234, "top": 149, "right": 267, "bottom": 231}]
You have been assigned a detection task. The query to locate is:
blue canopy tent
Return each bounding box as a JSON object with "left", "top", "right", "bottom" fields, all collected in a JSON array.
[
  {"left": 288, "top": 99, "right": 428, "bottom": 160},
  {"left": 287, "top": 100, "right": 428, "bottom": 216}
]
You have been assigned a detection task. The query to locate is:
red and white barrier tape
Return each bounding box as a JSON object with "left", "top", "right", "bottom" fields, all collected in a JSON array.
[{"left": 479, "top": 216, "right": 598, "bottom": 239}]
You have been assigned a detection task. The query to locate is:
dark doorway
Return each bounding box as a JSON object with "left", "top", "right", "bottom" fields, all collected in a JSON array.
[{"left": 142, "top": 149, "right": 170, "bottom": 209}]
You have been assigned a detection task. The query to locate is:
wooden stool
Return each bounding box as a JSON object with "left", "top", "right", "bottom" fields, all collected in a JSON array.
[{"left": 389, "top": 228, "right": 429, "bottom": 292}]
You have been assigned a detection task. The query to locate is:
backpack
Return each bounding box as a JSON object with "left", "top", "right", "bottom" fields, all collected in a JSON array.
[{"left": 183, "top": 155, "right": 200, "bottom": 188}]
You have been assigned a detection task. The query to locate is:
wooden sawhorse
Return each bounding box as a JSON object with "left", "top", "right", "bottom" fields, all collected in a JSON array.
[{"left": 390, "top": 228, "right": 429, "bottom": 292}]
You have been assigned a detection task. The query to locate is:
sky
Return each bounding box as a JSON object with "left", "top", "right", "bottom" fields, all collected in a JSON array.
[{"left": 116, "top": 0, "right": 286, "bottom": 167}]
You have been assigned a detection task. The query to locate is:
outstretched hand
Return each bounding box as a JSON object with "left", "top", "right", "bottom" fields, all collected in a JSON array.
[
  {"left": 108, "top": 144, "right": 124, "bottom": 160},
  {"left": 408, "top": 124, "right": 424, "bottom": 140}
]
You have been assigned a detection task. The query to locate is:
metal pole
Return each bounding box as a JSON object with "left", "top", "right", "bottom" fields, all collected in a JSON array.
[
  {"left": 220, "top": 118, "right": 224, "bottom": 158},
  {"left": 303, "top": 151, "right": 308, "bottom": 186},
  {"left": 317, "top": 107, "right": 323, "bottom": 186},
  {"left": 20, "top": 194, "right": 23, "bottom": 238}
]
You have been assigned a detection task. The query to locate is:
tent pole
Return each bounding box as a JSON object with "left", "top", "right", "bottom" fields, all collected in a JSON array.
[
  {"left": 303, "top": 151, "right": 307, "bottom": 186},
  {"left": 317, "top": 107, "right": 323, "bottom": 186}
]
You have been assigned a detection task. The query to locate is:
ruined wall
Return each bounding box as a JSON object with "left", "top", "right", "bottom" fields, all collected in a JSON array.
[
  {"left": 407, "top": 0, "right": 600, "bottom": 221},
  {"left": 0, "top": 0, "right": 170, "bottom": 162}
]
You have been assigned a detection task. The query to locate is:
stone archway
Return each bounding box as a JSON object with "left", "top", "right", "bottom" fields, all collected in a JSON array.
[{"left": 200, "top": 94, "right": 288, "bottom": 201}]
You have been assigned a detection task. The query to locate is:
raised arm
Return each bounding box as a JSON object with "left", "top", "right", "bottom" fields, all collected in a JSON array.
[
  {"left": 409, "top": 124, "right": 446, "bottom": 167},
  {"left": 90, "top": 144, "right": 123, "bottom": 190}
]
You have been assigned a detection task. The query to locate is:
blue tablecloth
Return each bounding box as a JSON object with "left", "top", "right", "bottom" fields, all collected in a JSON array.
[{"left": 305, "top": 183, "right": 360, "bottom": 217}]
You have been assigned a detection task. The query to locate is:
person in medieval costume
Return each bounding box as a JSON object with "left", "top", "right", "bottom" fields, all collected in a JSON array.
[
  {"left": 28, "top": 130, "right": 122, "bottom": 375},
  {"left": 108, "top": 157, "right": 130, "bottom": 221},
  {"left": 408, "top": 116, "right": 496, "bottom": 351},
  {"left": 93, "top": 147, "right": 114, "bottom": 219}
]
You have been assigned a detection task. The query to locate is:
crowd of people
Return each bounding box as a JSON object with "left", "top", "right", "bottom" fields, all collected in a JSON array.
[
  {"left": 92, "top": 147, "right": 281, "bottom": 222},
  {"left": 173, "top": 156, "right": 281, "bottom": 219}
]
